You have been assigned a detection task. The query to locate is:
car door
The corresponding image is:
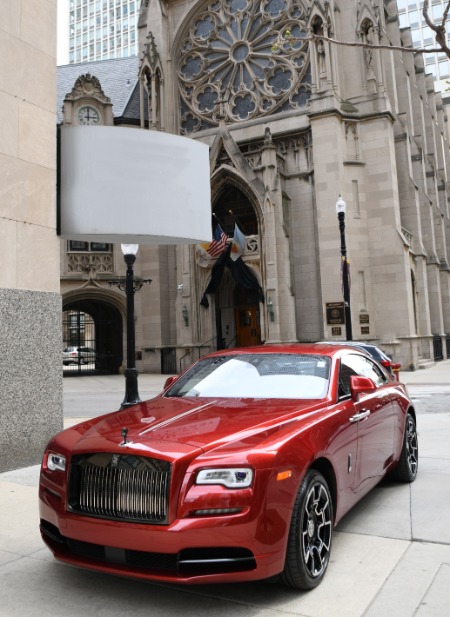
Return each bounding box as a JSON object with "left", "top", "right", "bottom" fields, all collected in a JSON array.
[
  {"left": 339, "top": 354, "right": 395, "bottom": 494},
  {"left": 326, "top": 395, "right": 359, "bottom": 519}
]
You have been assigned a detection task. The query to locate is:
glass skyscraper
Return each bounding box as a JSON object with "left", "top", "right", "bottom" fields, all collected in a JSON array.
[
  {"left": 58, "top": 0, "right": 141, "bottom": 65},
  {"left": 397, "top": 0, "right": 450, "bottom": 91}
]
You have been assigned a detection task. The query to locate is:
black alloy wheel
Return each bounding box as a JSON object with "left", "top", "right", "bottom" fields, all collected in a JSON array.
[
  {"left": 392, "top": 412, "right": 418, "bottom": 483},
  {"left": 280, "top": 469, "right": 333, "bottom": 590}
]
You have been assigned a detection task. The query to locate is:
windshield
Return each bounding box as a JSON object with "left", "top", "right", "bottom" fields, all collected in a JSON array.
[{"left": 165, "top": 354, "right": 331, "bottom": 399}]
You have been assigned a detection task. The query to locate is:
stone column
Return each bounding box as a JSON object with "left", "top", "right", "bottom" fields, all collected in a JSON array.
[
  {"left": 151, "top": 73, "right": 157, "bottom": 129},
  {"left": 261, "top": 130, "right": 296, "bottom": 343},
  {"left": 139, "top": 75, "right": 145, "bottom": 128},
  {"left": 427, "top": 262, "right": 444, "bottom": 335}
]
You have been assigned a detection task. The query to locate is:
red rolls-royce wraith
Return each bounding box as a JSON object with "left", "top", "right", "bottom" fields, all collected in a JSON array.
[{"left": 39, "top": 344, "right": 418, "bottom": 590}]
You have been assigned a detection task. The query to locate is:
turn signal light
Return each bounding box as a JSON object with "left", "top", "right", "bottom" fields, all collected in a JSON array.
[{"left": 276, "top": 470, "right": 293, "bottom": 481}]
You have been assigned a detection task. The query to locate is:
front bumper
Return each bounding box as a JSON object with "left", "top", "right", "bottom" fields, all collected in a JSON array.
[{"left": 39, "top": 482, "right": 289, "bottom": 585}]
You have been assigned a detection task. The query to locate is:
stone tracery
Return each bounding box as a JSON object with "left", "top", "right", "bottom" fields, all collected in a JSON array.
[{"left": 177, "top": 0, "right": 311, "bottom": 133}]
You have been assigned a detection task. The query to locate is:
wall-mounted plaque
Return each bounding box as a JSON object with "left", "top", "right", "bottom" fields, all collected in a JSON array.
[
  {"left": 359, "top": 314, "right": 369, "bottom": 324},
  {"left": 331, "top": 327, "right": 342, "bottom": 336},
  {"left": 326, "top": 302, "right": 345, "bottom": 325},
  {"left": 361, "top": 326, "right": 370, "bottom": 334}
]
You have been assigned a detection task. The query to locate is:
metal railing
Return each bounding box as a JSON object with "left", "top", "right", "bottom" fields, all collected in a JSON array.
[
  {"left": 433, "top": 334, "right": 444, "bottom": 361},
  {"left": 178, "top": 336, "right": 220, "bottom": 374}
]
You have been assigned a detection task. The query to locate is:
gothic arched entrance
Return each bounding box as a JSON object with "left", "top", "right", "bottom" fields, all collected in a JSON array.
[
  {"left": 62, "top": 298, "right": 123, "bottom": 375},
  {"left": 211, "top": 182, "right": 263, "bottom": 348}
]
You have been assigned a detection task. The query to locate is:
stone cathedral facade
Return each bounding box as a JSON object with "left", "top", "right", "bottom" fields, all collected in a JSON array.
[
  {"left": 135, "top": 0, "right": 450, "bottom": 370},
  {"left": 60, "top": 0, "right": 450, "bottom": 375}
]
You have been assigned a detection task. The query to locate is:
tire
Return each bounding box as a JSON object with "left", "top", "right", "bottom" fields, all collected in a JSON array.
[
  {"left": 391, "top": 412, "right": 418, "bottom": 483},
  {"left": 280, "top": 470, "right": 333, "bottom": 590}
]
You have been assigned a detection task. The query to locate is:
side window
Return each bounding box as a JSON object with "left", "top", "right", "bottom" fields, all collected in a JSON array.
[
  {"left": 366, "top": 360, "right": 390, "bottom": 386},
  {"left": 339, "top": 354, "right": 388, "bottom": 398},
  {"left": 339, "top": 359, "right": 359, "bottom": 398}
]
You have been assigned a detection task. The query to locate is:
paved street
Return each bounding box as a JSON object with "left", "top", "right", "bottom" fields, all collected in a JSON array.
[
  {"left": 407, "top": 386, "right": 450, "bottom": 413},
  {"left": 1, "top": 363, "right": 449, "bottom": 617}
]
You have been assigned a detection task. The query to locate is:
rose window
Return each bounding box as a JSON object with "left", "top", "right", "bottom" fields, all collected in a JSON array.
[{"left": 178, "top": 0, "right": 311, "bottom": 133}]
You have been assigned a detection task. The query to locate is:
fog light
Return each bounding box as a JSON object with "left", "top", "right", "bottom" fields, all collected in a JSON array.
[{"left": 193, "top": 508, "right": 242, "bottom": 516}]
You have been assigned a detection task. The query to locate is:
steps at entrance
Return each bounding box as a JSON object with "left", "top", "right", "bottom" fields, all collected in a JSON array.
[{"left": 417, "top": 360, "right": 436, "bottom": 370}]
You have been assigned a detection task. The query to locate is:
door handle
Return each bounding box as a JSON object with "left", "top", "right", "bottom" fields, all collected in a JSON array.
[{"left": 350, "top": 409, "right": 370, "bottom": 423}]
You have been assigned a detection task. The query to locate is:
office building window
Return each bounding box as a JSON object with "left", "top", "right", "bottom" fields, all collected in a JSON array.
[
  {"left": 66, "top": 0, "right": 141, "bottom": 63},
  {"left": 398, "top": 11, "right": 408, "bottom": 27},
  {"left": 408, "top": 9, "right": 419, "bottom": 27},
  {"left": 438, "top": 60, "right": 449, "bottom": 78}
]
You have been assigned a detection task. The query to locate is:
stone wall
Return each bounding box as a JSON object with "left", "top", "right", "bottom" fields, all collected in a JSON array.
[
  {"left": 0, "top": 289, "right": 63, "bottom": 471},
  {"left": 0, "top": 1, "right": 62, "bottom": 471}
]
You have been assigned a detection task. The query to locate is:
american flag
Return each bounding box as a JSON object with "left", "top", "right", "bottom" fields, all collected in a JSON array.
[{"left": 207, "top": 225, "right": 228, "bottom": 258}]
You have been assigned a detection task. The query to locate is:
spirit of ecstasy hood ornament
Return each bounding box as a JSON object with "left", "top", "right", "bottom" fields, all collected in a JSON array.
[{"left": 120, "top": 427, "right": 130, "bottom": 446}]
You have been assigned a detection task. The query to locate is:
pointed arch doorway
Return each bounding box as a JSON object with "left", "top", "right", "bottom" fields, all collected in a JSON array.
[{"left": 211, "top": 182, "right": 262, "bottom": 348}]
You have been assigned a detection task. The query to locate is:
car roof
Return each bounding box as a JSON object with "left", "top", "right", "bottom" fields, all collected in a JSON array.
[
  {"left": 315, "top": 342, "right": 386, "bottom": 360},
  {"left": 318, "top": 340, "right": 391, "bottom": 362},
  {"left": 203, "top": 343, "right": 363, "bottom": 360}
]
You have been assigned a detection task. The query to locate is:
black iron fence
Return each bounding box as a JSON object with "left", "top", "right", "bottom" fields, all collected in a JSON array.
[
  {"left": 62, "top": 308, "right": 121, "bottom": 376},
  {"left": 161, "top": 348, "right": 177, "bottom": 375},
  {"left": 433, "top": 334, "right": 444, "bottom": 361}
]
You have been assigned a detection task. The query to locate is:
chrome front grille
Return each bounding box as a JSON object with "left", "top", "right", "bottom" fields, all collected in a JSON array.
[{"left": 68, "top": 453, "right": 171, "bottom": 524}]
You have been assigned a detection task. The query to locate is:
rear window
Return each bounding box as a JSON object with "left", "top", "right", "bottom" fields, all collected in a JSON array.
[{"left": 359, "top": 346, "right": 388, "bottom": 362}]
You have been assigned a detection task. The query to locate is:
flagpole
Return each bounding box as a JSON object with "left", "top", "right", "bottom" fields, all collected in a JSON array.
[
  {"left": 228, "top": 209, "right": 247, "bottom": 234},
  {"left": 212, "top": 212, "right": 227, "bottom": 228}
]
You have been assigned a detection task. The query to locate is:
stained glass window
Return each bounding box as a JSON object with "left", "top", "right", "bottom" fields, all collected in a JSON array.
[{"left": 178, "top": 0, "right": 311, "bottom": 133}]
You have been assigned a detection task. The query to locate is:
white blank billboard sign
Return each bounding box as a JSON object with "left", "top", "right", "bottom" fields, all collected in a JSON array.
[{"left": 59, "top": 126, "right": 211, "bottom": 244}]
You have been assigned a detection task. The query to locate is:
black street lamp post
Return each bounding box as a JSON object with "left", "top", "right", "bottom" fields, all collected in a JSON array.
[
  {"left": 109, "top": 244, "right": 151, "bottom": 408},
  {"left": 122, "top": 244, "right": 140, "bottom": 408},
  {"left": 336, "top": 195, "right": 353, "bottom": 341}
]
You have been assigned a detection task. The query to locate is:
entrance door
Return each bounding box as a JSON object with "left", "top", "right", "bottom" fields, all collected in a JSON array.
[{"left": 235, "top": 306, "right": 261, "bottom": 347}]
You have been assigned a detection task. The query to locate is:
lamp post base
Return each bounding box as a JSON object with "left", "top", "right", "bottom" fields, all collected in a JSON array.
[{"left": 121, "top": 368, "right": 142, "bottom": 408}]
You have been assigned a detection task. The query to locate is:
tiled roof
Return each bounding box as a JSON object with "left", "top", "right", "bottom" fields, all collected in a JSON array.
[{"left": 57, "top": 56, "right": 140, "bottom": 124}]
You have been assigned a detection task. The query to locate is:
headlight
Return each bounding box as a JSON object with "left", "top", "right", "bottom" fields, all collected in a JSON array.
[
  {"left": 46, "top": 452, "right": 66, "bottom": 472},
  {"left": 196, "top": 468, "right": 253, "bottom": 488}
]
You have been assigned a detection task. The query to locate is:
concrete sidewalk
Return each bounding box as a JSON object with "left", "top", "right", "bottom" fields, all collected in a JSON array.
[
  {"left": 399, "top": 359, "right": 450, "bottom": 385},
  {"left": 1, "top": 363, "right": 450, "bottom": 617}
]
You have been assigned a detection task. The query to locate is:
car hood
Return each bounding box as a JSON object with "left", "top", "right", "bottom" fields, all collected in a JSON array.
[{"left": 64, "top": 395, "right": 324, "bottom": 458}]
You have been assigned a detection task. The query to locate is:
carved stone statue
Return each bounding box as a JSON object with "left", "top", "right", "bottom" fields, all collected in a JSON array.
[{"left": 364, "top": 26, "right": 376, "bottom": 80}]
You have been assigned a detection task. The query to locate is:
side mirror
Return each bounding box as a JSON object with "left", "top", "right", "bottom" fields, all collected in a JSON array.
[
  {"left": 350, "top": 375, "right": 376, "bottom": 398},
  {"left": 164, "top": 376, "right": 178, "bottom": 390}
]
